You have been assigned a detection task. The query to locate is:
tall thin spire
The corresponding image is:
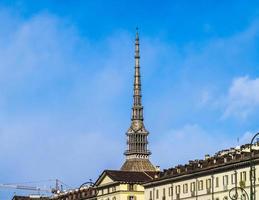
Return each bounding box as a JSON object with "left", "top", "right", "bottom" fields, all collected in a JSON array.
[
  {"left": 121, "top": 29, "right": 155, "bottom": 172},
  {"left": 132, "top": 28, "right": 143, "bottom": 121}
]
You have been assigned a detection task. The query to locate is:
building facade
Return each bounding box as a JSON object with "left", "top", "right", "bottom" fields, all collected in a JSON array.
[{"left": 144, "top": 144, "right": 259, "bottom": 200}]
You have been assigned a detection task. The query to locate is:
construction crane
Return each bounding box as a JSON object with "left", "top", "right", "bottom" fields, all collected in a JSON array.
[
  {"left": 0, "top": 183, "right": 51, "bottom": 193},
  {"left": 0, "top": 179, "right": 66, "bottom": 194}
]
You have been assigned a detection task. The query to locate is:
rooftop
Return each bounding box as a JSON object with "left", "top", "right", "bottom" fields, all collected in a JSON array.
[{"left": 145, "top": 142, "right": 259, "bottom": 186}]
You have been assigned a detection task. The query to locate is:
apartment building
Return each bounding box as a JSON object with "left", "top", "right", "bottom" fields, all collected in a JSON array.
[{"left": 144, "top": 144, "right": 259, "bottom": 200}]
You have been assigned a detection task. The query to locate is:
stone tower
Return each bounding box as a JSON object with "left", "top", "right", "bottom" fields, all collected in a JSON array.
[{"left": 121, "top": 30, "right": 156, "bottom": 172}]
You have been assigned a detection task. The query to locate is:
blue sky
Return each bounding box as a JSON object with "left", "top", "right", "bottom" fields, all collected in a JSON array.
[{"left": 1, "top": 0, "right": 259, "bottom": 199}]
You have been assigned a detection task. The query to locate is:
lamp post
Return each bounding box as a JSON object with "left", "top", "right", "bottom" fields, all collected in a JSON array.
[
  {"left": 249, "top": 133, "right": 259, "bottom": 200},
  {"left": 79, "top": 180, "right": 94, "bottom": 189},
  {"left": 229, "top": 132, "right": 259, "bottom": 200},
  {"left": 229, "top": 186, "right": 249, "bottom": 200},
  {"left": 228, "top": 170, "right": 248, "bottom": 199},
  {"left": 79, "top": 179, "right": 95, "bottom": 200}
]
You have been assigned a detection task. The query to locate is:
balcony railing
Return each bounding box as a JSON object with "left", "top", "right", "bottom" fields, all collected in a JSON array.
[{"left": 124, "top": 150, "right": 151, "bottom": 155}]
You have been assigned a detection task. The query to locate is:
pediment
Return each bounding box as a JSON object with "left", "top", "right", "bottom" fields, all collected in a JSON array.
[
  {"left": 99, "top": 175, "right": 114, "bottom": 186},
  {"left": 95, "top": 171, "right": 116, "bottom": 187}
]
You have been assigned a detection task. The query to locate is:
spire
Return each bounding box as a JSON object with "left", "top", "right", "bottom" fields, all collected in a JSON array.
[
  {"left": 121, "top": 28, "right": 155, "bottom": 171},
  {"left": 132, "top": 27, "right": 143, "bottom": 121}
]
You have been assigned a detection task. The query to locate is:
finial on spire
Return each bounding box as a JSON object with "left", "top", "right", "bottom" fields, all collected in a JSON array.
[
  {"left": 132, "top": 27, "right": 142, "bottom": 122},
  {"left": 135, "top": 27, "right": 139, "bottom": 40}
]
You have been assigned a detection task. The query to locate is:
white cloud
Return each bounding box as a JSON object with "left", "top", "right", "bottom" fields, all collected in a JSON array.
[
  {"left": 0, "top": 11, "right": 132, "bottom": 188},
  {"left": 223, "top": 76, "right": 259, "bottom": 119},
  {"left": 0, "top": 115, "right": 123, "bottom": 185}
]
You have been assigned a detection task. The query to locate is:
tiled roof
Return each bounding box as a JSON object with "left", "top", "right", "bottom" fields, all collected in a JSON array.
[
  {"left": 104, "top": 170, "right": 157, "bottom": 183},
  {"left": 144, "top": 145, "right": 259, "bottom": 186}
]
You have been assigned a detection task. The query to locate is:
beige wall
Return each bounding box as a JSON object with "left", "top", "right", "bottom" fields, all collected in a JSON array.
[{"left": 100, "top": 176, "right": 114, "bottom": 185}]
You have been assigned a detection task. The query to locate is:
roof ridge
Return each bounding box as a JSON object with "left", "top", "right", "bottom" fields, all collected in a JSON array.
[{"left": 142, "top": 171, "right": 154, "bottom": 180}]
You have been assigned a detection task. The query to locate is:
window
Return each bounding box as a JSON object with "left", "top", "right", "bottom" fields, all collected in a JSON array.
[
  {"left": 191, "top": 182, "right": 195, "bottom": 192},
  {"left": 183, "top": 184, "right": 188, "bottom": 193},
  {"left": 231, "top": 174, "right": 235, "bottom": 184},
  {"left": 149, "top": 191, "right": 152, "bottom": 200},
  {"left": 240, "top": 171, "right": 247, "bottom": 182},
  {"left": 215, "top": 177, "right": 219, "bottom": 187},
  {"left": 223, "top": 175, "right": 229, "bottom": 186},
  {"left": 128, "top": 184, "right": 134, "bottom": 191},
  {"left": 198, "top": 180, "right": 203, "bottom": 191},
  {"left": 112, "top": 186, "right": 116, "bottom": 192},
  {"left": 162, "top": 188, "right": 166, "bottom": 200},
  {"left": 168, "top": 186, "right": 173, "bottom": 196},
  {"left": 156, "top": 190, "right": 159, "bottom": 199},
  {"left": 206, "top": 179, "right": 211, "bottom": 189},
  {"left": 175, "top": 185, "right": 180, "bottom": 194}
]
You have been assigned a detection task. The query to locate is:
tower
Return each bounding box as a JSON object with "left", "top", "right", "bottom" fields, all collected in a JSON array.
[{"left": 121, "top": 29, "right": 156, "bottom": 172}]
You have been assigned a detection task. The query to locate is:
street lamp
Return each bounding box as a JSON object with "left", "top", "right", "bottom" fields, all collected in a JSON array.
[
  {"left": 229, "top": 132, "right": 259, "bottom": 200},
  {"left": 249, "top": 133, "right": 259, "bottom": 200},
  {"left": 229, "top": 186, "right": 249, "bottom": 200},
  {"left": 79, "top": 179, "right": 95, "bottom": 200},
  {"left": 79, "top": 180, "right": 94, "bottom": 189}
]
